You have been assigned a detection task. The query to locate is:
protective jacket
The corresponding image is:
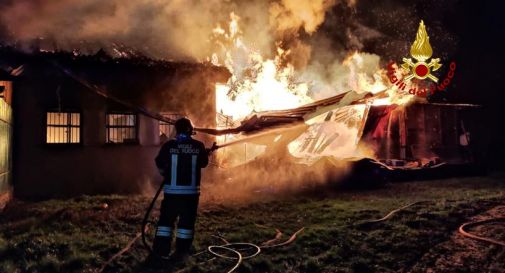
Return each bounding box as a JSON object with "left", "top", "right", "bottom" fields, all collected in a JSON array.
[{"left": 155, "top": 134, "right": 209, "bottom": 195}]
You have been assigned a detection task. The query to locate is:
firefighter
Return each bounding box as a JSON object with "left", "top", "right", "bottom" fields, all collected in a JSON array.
[{"left": 148, "top": 117, "right": 211, "bottom": 266}]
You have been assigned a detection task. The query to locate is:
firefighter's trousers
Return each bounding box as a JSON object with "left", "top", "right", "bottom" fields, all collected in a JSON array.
[{"left": 152, "top": 194, "right": 199, "bottom": 258}]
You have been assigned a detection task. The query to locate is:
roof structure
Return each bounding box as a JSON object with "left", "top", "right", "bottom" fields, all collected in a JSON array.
[{"left": 198, "top": 90, "right": 381, "bottom": 135}]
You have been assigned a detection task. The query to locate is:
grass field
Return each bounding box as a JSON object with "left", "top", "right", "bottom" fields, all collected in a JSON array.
[{"left": 1, "top": 175, "right": 504, "bottom": 273}]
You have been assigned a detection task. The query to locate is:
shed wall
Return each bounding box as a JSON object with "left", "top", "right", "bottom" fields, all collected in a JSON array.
[{"left": 0, "top": 81, "right": 13, "bottom": 207}]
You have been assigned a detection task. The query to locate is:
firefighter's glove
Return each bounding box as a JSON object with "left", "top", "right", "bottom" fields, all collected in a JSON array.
[{"left": 206, "top": 142, "right": 218, "bottom": 155}]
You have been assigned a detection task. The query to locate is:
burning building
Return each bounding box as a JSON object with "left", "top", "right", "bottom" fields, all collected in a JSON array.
[
  {"left": 0, "top": 47, "right": 229, "bottom": 198},
  {"left": 0, "top": 1, "right": 484, "bottom": 199},
  {"left": 0, "top": 42, "right": 482, "bottom": 200},
  {"left": 363, "top": 103, "right": 480, "bottom": 166},
  {"left": 212, "top": 91, "right": 480, "bottom": 169},
  {"left": 0, "top": 40, "right": 483, "bottom": 201}
]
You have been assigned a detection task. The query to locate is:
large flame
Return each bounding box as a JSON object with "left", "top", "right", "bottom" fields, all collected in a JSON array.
[
  {"left": 212, "top": 13, "right": 312, "bottom": 122},
  {"left": 211, "top": 13, "right": 416, "bottom": 166}
]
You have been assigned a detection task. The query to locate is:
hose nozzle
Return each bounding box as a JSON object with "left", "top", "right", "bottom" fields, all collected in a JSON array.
[{"left": 207, "top": 142, "right": 219, "bottom": 154}]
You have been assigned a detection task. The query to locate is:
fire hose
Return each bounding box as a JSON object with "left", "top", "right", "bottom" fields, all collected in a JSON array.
[
  {"left": 141, "top": 142, "right": 223, "bottom": 252},
  {"left": 360, "top": 201, "right": 431, "bottom": 224},
  {"left": 140, "top": 138, "right": 259, "bottom": 254},
  {"left": 201, "top": 227, "right": 304, "bottom": 273},
  {"left": 97, "top": 146, "right": 222, "bottom": 273},
  {"left": 206, "top": 243, "right": 261, "bottom": 273},
  {"left": 458, "top": 217, "right": 505, "bottom": 247},
  {"left": 362, "top": 201, "right": 505, "bottom": 248},
  {"left": 141, "top": 179, "right": 165, "bottom": 254},
  {"left": 140, "top": 176, "right": 304, "bottom": 273},
  {"left": 139, "top": 143, "right": 249, "bottom": 265},
  {"left": 140, "top": 148, "right": 305, "bottom": 273}
]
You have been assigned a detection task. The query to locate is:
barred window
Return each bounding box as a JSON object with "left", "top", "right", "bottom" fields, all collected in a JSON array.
[
  {"left": 46, "top": 112, "right": 81, "bottom": 143},
  {"left": 106, "top": 113, "right": 137, "bottom": 143},
  {"left": 159, "top": 113, "right": 183, "bottom": 143}
]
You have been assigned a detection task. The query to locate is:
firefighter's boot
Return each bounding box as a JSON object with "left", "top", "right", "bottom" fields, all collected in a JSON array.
[
  {"left": 171, "top": 237, "right": 193, "bottom": 263},
  {"left": 152, "top": 226, "right": 173, "bottom": 259}
]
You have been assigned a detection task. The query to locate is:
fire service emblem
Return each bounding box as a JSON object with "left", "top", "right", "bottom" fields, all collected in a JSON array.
[
  {"left": 402, "top": 20, "right": 441, "bottom": 82},
  {"left": 387, "top": 20, "right": 456, "bottom": 97}
]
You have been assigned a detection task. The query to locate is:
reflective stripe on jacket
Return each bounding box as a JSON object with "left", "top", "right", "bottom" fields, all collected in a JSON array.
[{"left": 156, "top": 135, "right": 208, "bottom": 195}]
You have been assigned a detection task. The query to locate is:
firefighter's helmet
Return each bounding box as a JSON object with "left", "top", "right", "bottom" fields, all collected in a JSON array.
[{"left": 175, "top": 117, "right": 194, "bottom": 135}]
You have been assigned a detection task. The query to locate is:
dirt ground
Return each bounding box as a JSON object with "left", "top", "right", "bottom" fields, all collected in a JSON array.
[{"left": 0, "top": 175, "right": 504, "bottom": 273}]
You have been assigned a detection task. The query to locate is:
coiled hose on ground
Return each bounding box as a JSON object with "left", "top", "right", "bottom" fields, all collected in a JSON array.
[
  {"left": 141, "top": 196, "right": 504, "bottom": 272},
  {"left": 141, "top": 180, "right": 304, "bottom": 273}
]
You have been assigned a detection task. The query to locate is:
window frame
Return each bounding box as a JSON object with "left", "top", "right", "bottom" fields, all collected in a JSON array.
[
  {"left": 158, "top": 113, "right": 184, "bottom": 144},
  {"left": 45, "top": 110, "right": 82, "bottom": 145},
  {"left": 105, "top": 112, "right": 139, "bottom": 144}
]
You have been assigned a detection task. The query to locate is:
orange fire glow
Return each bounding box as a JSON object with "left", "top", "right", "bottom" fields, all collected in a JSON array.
[{"left": 210, "top": 13, "right": 417, "bottom": 166}]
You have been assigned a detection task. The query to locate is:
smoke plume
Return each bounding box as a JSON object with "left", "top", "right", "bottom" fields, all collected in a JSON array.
[
  {"left": 270, "top": 0, "right": 337, "bottom": 37},
  {"left": 1, "top": 0, "right": 226, "bottom": 59},
  {"left": 0, "top": 0, "right": 352, "bottom": 61}
]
